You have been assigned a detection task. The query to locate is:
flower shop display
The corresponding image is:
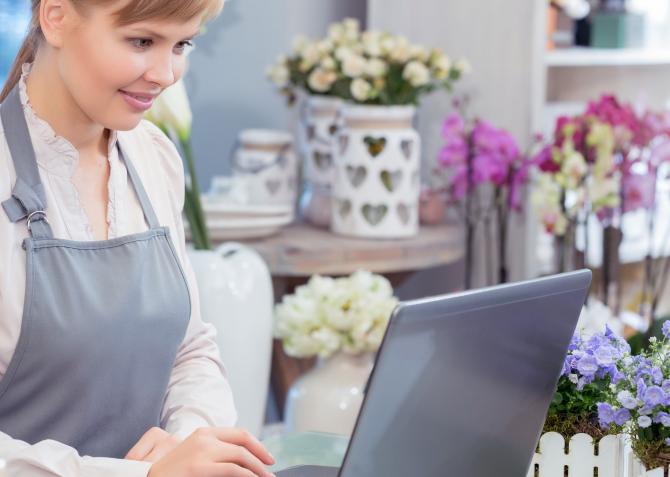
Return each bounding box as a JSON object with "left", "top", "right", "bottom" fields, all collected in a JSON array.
[
  {"left": 598, "top": 323, "right": 670, "bottom": 474},
  {"left": 230, "top": 128, "right": 299, "bottom": 207},
  {"left": 267, "top": 18, "right": 468, "bottom": 237},
  {"left": 528, "top": 326, "right": 629, "bottom": 476},
  {"left": 435, "top": 108, "right": 534, "bottom": 287},
  {"left": 533, "top": 95, "right": 670, "bottom": 321},
  {"left": 274, "top": 270, "right": 398, "bottom": 435}
]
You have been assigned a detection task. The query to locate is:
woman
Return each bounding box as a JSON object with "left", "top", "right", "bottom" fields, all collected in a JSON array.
[{"left": 0, "top": 1, "right": 275, "bottom": 476}]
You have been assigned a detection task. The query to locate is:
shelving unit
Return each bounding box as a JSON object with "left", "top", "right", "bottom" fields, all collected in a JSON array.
[{"left": 545, "top": 47, "right": 670, "bottom": 67}]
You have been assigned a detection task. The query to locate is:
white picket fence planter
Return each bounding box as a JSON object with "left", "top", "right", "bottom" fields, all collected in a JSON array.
[
  {"left": 528, "top": 432, "right": 626, "bottom": 477},
  {"left": 629, "top": 454, "right": 668, "bottom": 477}
]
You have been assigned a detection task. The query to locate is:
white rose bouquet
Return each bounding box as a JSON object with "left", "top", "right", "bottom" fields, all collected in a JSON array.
[
  {"left": 274, "top": 270, "right": 399, "bottom": 358},
  {"left": 266, "top": 18, "right": 468, "bottom": 106}
]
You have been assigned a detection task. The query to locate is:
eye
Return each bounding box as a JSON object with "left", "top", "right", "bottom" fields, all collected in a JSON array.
[
  {"left": 175, "top": 40, "right": 195, "bottom": 55},
  {"left": 130, "top": 38, "right": 153, "bottom": 49}
]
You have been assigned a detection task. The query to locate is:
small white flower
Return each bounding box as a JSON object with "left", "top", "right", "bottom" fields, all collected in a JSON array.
[
  {"left": 328, "top": 23, "right": 345, "bottom": 43},
  {"left": 568, "top": 373, "right": 579, "bottom": 384},
  {"left": 320, "top": 56, "right": 337, "bottom": 71},
  {"left": 350, "top": 78, "right": 372, "bottom": 102},
  {"left": 390, "top": 35, "right": 411, "bottom": 62},
  {"left": 266, "top": 63, "right": 289, "bottom": 87},
  {"left": 638, "top": 415, "right": 653, "bottom": 429},
  {"left": 335, "top": 46, "right": 354, "bottom": 62},
  {"left": 402, "top": 60, "right": 431, "bottom": 87},
  {"left": 362, "top": 30, "right": 382, "bottom": 57},
  {"left": 409, "top": 45, "right": 429, "bottom": 62},
  {"left": 650, "top": 337, "right": 658, "bottom": 344},
  {"left": 364, "top": 58, "right": 388, "bottom": 78},
  {"left": 454, "top": 58, "right": 472, "bottom": 74},
  {"left": 343, "top": 18, "right": 360, "bottom": 40},
  {"left": 299, "top": 44, "right": 321, "bottom": 72},
  {"left": 308, "top": 67, "right": 337, "bottom": 93},
  {"left": 342, "top": 54, "right": 367, "bottom": 78}
]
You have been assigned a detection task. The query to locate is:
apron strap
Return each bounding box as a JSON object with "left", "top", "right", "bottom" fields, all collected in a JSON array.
[
  {"left": 1, "top": 86, "right": 54, "bottom": 239},
  {"left": 118, "top": 145, "right": 160, "bottom": 230}
]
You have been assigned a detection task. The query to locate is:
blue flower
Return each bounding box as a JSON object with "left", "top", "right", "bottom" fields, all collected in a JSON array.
[
  {"left": 617, "top": 390, "right": 639, "bottom": 410},
  {"left": 613, "top": 408, "right": 631, "bottom": 426},
  {"left": 598, "top": 403, "right": 615, "bottom": 426},
  {"left": 662, "top": 321, "right": 670, "bottom": 340},
  {"left": 576, "top": 355, "right": 599, "bottom": 377},
  {"left": 654, "top": 412, "right": 670, "bottom": 427},
  {"left": 644, "top": 386, "right": 665, "bottom": 407}
]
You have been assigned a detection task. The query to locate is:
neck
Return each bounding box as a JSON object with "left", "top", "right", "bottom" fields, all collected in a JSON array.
[{"left": 25, "top": 53, "right": 110, "bottom": 159}]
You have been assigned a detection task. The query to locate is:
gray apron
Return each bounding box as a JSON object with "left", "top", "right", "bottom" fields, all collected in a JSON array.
[{"left": 0, "top": 85, "right": 191, "bottom": 458}]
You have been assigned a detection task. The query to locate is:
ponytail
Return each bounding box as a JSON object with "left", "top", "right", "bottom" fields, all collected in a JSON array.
[{"left": 0, "top": 1, "right": 42, "bottom": 103}]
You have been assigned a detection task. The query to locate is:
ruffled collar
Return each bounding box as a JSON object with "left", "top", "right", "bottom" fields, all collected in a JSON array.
[{"left": 18, "top": 62, "right": 119, "bottom": 177}]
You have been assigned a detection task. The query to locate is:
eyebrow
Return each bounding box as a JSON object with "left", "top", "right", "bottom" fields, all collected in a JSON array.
[{"left": 128, "top": 27, "right": 201, "bottom": 41}]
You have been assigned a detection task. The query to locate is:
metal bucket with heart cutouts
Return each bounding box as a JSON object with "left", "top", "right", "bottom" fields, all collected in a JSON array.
[
  {"left": 331, "top": 104, "right": 421, "bottom": 239},
  {"left": 231, "top": 129, "right": 298, "bottom": 207},
  {"left": 296, "top": 95, "right": 343, "bottom": 227}
]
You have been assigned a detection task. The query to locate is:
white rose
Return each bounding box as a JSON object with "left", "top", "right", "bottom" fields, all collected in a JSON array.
[
  {"left": 145, "top": 79, "right": 192, "bottom": 141},
  {"left": 283, "top": 333, "right": 323, "bottom": 358},
  {"left": 342, "top": 54, "right": 367, "bottom": 78},
  {"left": 390, "top": 36, "right": 411, "bottom": 63},
  {"left": 380, "top": 34, "right": 396, "bottom": 56},
  {"left": 335, "top": 46, "right": 354, "bottom": 62},
  {"left": 308, "top": 67, "right": 337, "bottom": 92},
  {"left": 320, "top": 56, "right": 337, "bottom": 71},
  {"left": 409, "top": 45, "right": 429, "bottom": 62},
  {"left": 364, "top": 58, "right": 388, "bottom": 78},
  {"left": 316, "top": 39, "right": 334, "bottom": 56},
  {"left": 312, "top": 327, "right": 342, "bottom": 358},
  {"left": 402, "top": 60, "right": 431, "bottom": 87},
  {"left": 362, "top": 30, "right": 382, "bottom": 57},
  {"left": 292, "top": 35, "right": 309, "bottom": 54},
  {"left": 343, "top": 18, "right": 360, "bottom": 40},
  {"left": 266, "top": 63, "right": 289, "bottom": 86},
  {"left": 300, "top": 44, "right": 321, "bottom": 71},
  {"left": 350, "top": 77, "right": 371, "bottom": 99},
  {"left": 328, "top": 23, "right": 345, "bottom": 43}
]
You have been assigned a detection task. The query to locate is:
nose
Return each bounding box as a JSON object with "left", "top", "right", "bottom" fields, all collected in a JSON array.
[{"left": 144, "top": 52, "right": 176, "bottom": 88}]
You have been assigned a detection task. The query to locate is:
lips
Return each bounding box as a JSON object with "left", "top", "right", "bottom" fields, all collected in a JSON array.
[
  {"left": 119, "top": 90, "right": 158, "bottom": 111},
  {"left": 120, "top": 90, "right": 156, "bottom": 102}
]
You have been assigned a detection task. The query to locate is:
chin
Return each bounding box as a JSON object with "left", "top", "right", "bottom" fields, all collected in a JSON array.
[{"left": 106, "top": 115, "right": 145, "bottom": 132}]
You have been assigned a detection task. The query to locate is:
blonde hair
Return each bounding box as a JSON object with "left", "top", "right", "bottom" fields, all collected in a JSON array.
[{"left": 0, "top": 0, "right": 224, "bottom": 102}]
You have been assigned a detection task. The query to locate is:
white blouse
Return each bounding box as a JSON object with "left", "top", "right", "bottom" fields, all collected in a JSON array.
[{"left": 0, "top": 64, "right": 237, "bottom": 476}]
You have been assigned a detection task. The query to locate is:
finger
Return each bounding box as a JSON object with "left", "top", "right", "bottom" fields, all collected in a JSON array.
[
  {"left": 125, "top": 428, "right": 164, "bottom": 460},
  {"left": 209, "top": 428, "right": 275, "bottom": 465},
  {"left": 214, "top": 442, "right": 274, "bottom": 477}
]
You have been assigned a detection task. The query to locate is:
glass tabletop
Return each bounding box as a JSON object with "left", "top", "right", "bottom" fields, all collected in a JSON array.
[{"left": 262, "top": 432, "right": 349, "bottom": 472}]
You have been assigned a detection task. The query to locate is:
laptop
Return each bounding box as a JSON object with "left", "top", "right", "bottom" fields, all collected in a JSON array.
[{"left": 275, "top": 270, "right": 591, "bottom": 477}]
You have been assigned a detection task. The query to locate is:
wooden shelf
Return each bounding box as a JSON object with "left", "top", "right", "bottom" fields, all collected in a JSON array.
[
  {"left": 237, "top": 222, "right": 465, "bottom": 277},
  {"left": 546, "top": 47, "right": 670, "bottom": 67}
]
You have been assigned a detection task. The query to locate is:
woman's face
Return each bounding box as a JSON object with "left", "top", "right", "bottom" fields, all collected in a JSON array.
[{"left": 54, "top": 1, "right": 202, "bottom": 131}]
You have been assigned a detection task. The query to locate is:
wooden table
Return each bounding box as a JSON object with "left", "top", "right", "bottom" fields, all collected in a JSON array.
[{"left": 239, "top": 221, "right": 465, "bottom": 414}]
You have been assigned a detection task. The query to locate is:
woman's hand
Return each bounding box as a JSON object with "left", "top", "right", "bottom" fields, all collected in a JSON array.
[
  {"left": 147, "top": 427, "right": 276, "bottom": 477},
  {"left": 125, "top": 427, "right": 182, "bottom": 463}
]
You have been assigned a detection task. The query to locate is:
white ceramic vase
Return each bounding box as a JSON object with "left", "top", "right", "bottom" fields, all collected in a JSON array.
[
  {"left": 187, "top": 243, "right": 274, "bottom": 437},
  {"left": 331, "top": 104, "right": 421, "bottom": 239},
  {"left": 297, "top": 95, "right": 343, "bottom": 227},
  {"left": 283, "top": 352, "right": 375, "bottom": 436},
  {"left": 231, "top": 129, "right": 299, "bottom": 207}
]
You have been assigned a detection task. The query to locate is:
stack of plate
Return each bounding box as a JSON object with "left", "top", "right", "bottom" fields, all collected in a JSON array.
[{"left": 185, "top": 195, "right": 295, "bottom": 241}]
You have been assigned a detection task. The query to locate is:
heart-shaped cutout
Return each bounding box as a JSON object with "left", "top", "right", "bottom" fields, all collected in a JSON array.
[
  {"left": 380, "top": 169, "right": 403, "bottom": 193},
  {"left": 329, "top": 123, "right": 339, "bottom": 136},
  {"left": 339, "top": 135, "right": 349, "bottom": 155},
  {"left": 362, "top": 204, "right": 388, "bottom": 226},
  {"left": 346, "top": 165, "right": 367, "bottom": 188},
  {"left": 265, "top": 179, "right": 281, "bottom": 195},
  {"left": 400, "top": 139, "right": 413, "bottom": 160},
  {"left": 338, "top": 199, "right": 352, "bottom": 218},
  {"left": 314, "top": 151, "right": 332, "bottom": 170},
  {"left": 397, "top": 202, "right": 411, "bottom": 225},
  {"left": 306, "top": 124, "right": 316, "bottom": 141},
  {"left": 363, "top": 136, "right": 387, "bottom": 157}
]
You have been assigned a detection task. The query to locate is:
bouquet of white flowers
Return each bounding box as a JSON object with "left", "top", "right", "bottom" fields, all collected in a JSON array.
[
  {"left": 266, "top": 18, "right": 468, "bottom": 106},
  {"left": 274, "top": 270, "right": 399, "bottom": 358}
]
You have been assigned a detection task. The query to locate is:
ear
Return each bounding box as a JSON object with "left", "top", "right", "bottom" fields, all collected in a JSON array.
[{"left": 39, "top": 0, "right": 73, "bottom": 49}]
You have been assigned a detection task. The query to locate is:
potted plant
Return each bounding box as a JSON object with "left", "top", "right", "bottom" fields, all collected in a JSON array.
[{"left": 274, "top": 270, "right": 398, "bottom": 435}]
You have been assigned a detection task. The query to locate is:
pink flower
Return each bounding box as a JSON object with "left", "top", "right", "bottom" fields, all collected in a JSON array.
[{"left": 623, "top": 173, "right": 656, "bottom": 213}]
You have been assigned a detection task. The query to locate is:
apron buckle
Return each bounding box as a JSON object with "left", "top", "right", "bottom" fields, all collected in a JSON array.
[{"left": 26, "top": 210, "right": 49, "bottom": 233}]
